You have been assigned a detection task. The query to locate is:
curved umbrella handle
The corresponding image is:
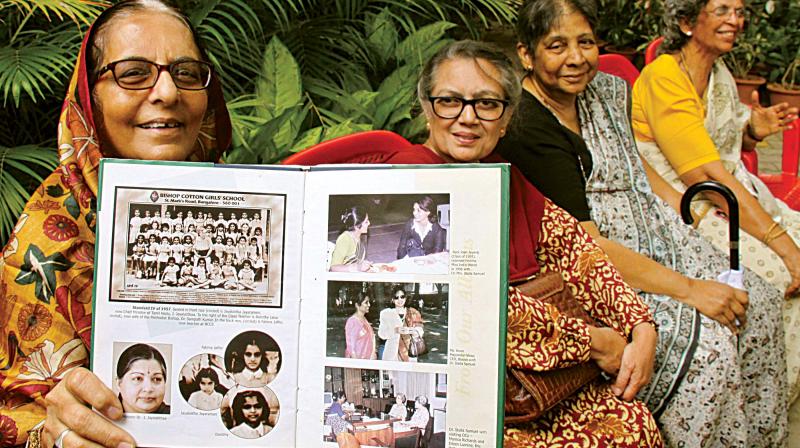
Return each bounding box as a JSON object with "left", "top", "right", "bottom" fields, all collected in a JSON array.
[{"left": 680, "top": 181, "right": 740, "bottom": 271}]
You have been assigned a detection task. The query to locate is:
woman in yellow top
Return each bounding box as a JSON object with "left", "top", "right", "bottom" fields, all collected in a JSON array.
[
  {"left": 0, "top": 1, "right": 231, "bottom": 446},
  {"left": 631, "top": 0, "right": 800, "bottom": 403}
]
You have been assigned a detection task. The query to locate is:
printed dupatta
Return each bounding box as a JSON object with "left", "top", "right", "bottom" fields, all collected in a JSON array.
[{"left": 0, "top": 25, "right": 231, "bottom": 445}]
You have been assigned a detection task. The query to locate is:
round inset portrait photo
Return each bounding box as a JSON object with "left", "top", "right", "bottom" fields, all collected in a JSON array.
[
  {"left": 113, "top": 342, "right": 172, "bottom": 414},
  {"left": 179, "top": 353, "right": 234, "bottom": 411},
  {"left": 225, "top": 331, "right": 281, "bottom": 387},
  {"left": 220, "top": 387, "right": 280, "bottom": 439}
]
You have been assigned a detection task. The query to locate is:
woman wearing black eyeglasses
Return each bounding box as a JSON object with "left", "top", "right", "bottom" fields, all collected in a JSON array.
[
  {"left": 378, "top": 287, "right": 424, "bottom": 361},
  {"left": 0, "top": 1, "right": 231, "bottom": 447}
]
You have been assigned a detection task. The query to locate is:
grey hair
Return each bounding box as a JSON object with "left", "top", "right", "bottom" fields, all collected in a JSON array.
[
  {"left": 517, "top": 0, "right": 598, "bottom": 51},
  {"left": 661, "top": 0, "right": 710, "bottom": 53},
  {"left": 87, "top": 0, "right": 198, "bottom": 87},
  {"left": 417, "top": 40, "right": 522, "bottom": 111}
]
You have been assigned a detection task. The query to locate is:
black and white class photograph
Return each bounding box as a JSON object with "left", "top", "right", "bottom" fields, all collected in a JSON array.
[
  {"left": 327, "top": 194, "right": 450, "bottom": 274},
  {"left": 124, "top": 204, "right": 270, "bottom": 292},
  {"left": 326, "top": 281, "right": 449, "bottom": 365}
]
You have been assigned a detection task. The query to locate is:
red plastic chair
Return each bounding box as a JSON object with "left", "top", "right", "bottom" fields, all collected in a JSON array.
[
  {"left": 280, "top": 130, "right": 411, "bottom": 165},
  {"left": 644, "top": 37, "right": 664, "bottom": 65},
  {"left": 752, "top": 125, "right": 800, "bottom": 210},
  {"left": 597, "top": 53, "right": 640, "bottom": 86}
]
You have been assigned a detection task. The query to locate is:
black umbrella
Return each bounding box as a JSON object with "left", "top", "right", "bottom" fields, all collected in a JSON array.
[{"left": 680, "top": 181, "right": 740, "bottom": 271}]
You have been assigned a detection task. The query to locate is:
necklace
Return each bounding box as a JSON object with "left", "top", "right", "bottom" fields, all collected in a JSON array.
[
  {"left": 523, "top": 76, "right": 589, "bottom": 183},
  {"left": 678, "top": 49, "right": 695, "bottom": 88}
]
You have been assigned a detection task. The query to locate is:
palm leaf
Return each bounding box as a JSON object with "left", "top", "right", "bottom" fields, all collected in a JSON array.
[
  {"left": 2, "top": 0, "right": 107, "bottom": 27},
  {"left": 0, "top": 43, "right": 75, "bottom": 106},
  {"left": 0, "top": 144, "right": 57, "bottom": 244}
]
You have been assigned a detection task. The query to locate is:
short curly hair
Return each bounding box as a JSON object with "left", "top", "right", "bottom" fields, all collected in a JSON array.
[{"left": 661, "top": 0, "right": 711, "bottom": 53}]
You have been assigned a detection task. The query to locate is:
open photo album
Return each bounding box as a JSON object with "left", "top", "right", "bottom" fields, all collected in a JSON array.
[{"left": 91, "top": 159, "right": 510, "bottom": 447}]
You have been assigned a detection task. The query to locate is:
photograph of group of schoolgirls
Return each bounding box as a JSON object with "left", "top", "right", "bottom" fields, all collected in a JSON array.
[
  {"left": 124, "top": 204, "right": 270, "bottom": 293},
  {"left": 114, "top": 331, "right": 283, "bottom": 440}
]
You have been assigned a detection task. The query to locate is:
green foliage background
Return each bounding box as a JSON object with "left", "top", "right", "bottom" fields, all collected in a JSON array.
[
  {"left": 0, "top": 0, "right": 518, "bottom": 245},
  {"left": 1, "top": 0, "right": 797, "bottom": 246}
]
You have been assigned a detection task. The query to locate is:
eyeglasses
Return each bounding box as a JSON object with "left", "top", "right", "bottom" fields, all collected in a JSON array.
[
  {"left": 428, "top": 96, "right": 509, "bottom": 121},
  {"left": 705, "top": 5, "right": 747, "bottom": 19},
  {"left": 98, "top": 58, "right": 213, "bottom": 90},
  {"left": 244, "top": 351, "right": 262, "bottom": 358},
  {"left": 242, "top": 404, "right": 263, "bottom": 410},
  {"left": 394, "top": 294, "right": 405, "bottom": 299}
]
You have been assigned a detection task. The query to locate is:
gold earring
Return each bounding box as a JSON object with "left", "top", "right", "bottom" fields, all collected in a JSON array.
[{"left": 685, "top": 30, "right": 692, "bottom": 36}]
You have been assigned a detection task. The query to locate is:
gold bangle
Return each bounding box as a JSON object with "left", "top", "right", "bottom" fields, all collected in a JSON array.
[
  {"left": 762, "top": 222, "right": 779, "bottom": 244},
  {"left": 765, "top": 227, "right": 788, "bottom": 245}
]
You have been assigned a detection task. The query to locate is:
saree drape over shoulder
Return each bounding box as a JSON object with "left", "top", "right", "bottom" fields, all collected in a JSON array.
[
  {"left": 0, "top": 29, "right": 230, "bottom": 445},
  {"left": 386, "top": 145, "right": 662, "bottom": 447},
  {"left": 634, "top": 54, "right": 800, "bottom": 403}
]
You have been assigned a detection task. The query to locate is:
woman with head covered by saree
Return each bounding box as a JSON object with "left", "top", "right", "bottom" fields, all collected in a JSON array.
[
  {"left": 381, "top": 39, "right": 661, "bottom": 447},
  {"left": 0, "top": 1, "right": 231, "bottom": 446},
  {"left": 495, "top": 0, "right": 789, "bottom": 444}
]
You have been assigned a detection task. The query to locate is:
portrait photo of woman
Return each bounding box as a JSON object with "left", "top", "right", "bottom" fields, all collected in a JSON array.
[
  {"left": 225, "top": 330, "right": 282, "bottom": 387},
  {"left": 396, "top": 195, "right": 447, "bottom": 259},
  {"left": 114, "top": 342, "right": 171, "bottom": 414},
  {"left": 221, "top": 387, "right": 280, "bottom": 439}
]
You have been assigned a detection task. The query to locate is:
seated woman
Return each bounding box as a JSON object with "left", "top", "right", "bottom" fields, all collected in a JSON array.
[
  {"left": 396, "top": 195, "right": 447, "bottom": 258},
  {"left": 330, "top": 206, "right": 373, "bottom": 272},
  {"left": 495, "top": 0, "right": 788, "bottom": 445},
  {"left": 0, "top": 1, "right": 231, "bottom": 445},
  {"left": 407, "top": 396, "right": 430, "bottom": 433},
  {"left": 115, "top": 344, "right": 169, "bottom": 414},
  {"left": 377, "top": 39, "right": 661, "bottom": 446},
  {"left": 632, "top": 0, "right": 800, "bottom": 401},
  {"left": 388, "top": 393, "right": 409, "bottom": 420}
]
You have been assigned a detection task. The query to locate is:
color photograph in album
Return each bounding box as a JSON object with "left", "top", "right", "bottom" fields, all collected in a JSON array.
[
  {"left": 327, "top": 194, "right": 450, "bottom": 274},
  {"left": 325, "top": 280, "right": 449, "bottom": 364},
  {"left": 322, "top": 366, "right": 447, "bottom": 448},
  {"left": 110, "top": 186, "right": 286, "bottom": 307}
]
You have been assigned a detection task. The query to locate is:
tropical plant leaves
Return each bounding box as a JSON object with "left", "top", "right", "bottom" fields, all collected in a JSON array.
[
  {"left": 0, "top": 145, "right": 57, "bottom": 243},
  {"left": 0, "top": 43, "right": 74, "bottom": 107},
  {"left": 256, "top": 37, "right": 303, "bottom": 121}
]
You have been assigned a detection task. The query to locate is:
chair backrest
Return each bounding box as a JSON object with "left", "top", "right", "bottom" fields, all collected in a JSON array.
[
  {"left": 597, "top": 53, "right": 640, "bottom": 86},
  {"left": 645, "top": 37, "right": 664, "bottom": 65},
  {"left": 281, "top": 130, "right": 412, "bottom": 165},
  {"left": 783, "top": 125, "right": 800, "bottom": 177},
  {"left": 421, "top": 414, "right": 434, "bottom": 447}
]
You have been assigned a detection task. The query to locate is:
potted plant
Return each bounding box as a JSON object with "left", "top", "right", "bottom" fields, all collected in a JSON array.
[{"left": 763, "top": 0, "right": 800, "bottom": 108}]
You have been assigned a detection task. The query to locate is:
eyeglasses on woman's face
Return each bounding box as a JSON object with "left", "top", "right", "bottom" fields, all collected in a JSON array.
[
  {"left": 98, "top": 58, "right": 213, "bottom": 90},
  {"left": 428, "top": 96, "right": 509, "bottom": 121},
  {"left": 704, "top": 4, "right": 747, "bottom": 20}
]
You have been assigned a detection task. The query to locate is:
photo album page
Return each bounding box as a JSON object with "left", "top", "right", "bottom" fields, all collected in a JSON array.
[{"left": 91, "top": 159, "right": 509, "bottom": 447}]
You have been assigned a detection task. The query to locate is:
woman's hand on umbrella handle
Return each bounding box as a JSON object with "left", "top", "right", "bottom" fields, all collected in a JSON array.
[
  {"left": 685, "top": 278, "right": 748, "bottom": 334},
  {"left": 43, "top": 367, "right": 136, "bottom": 448},
  {"left": 613, "top": 322, "right": 657, "bottom": 401}
]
